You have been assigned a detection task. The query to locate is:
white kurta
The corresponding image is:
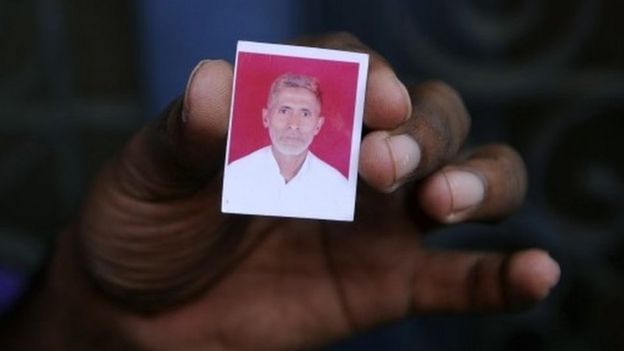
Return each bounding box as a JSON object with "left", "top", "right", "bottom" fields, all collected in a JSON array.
[{"left": 222, "top": 146, "right": 354, "bottom": 221}]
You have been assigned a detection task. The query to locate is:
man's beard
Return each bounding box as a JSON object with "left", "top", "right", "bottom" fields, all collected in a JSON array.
[{"left": 272, "top": 132, "right": 312, "bottom": 156}]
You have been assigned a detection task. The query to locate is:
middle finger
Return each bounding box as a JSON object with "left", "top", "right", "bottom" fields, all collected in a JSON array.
[{"left": 359, "top": 81, "right": 471, "bottom": 192}]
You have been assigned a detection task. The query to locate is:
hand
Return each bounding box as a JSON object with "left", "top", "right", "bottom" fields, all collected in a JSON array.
[{"left": 5, "top": 33, "right": 560, "bottom": 351}]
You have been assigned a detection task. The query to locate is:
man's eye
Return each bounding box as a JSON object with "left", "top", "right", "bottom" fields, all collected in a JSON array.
[
  {"left": 279, "top": 108, "right": 288, "bottom": 114},
  {"left": 302, "top": 111, "right": 310, "bottom": 117}
]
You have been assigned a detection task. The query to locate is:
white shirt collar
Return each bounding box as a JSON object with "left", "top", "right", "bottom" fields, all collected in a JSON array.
[{"left": 265, "top": 146, "right": 312, "bottom": 184}]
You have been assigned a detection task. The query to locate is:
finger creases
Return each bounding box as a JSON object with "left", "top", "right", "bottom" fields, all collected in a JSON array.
[
  {"left": 76, "top": 60, "right": 235, "bottom": 312},
  {"left": 417, "top": 143, "right": 528, "bottom": 223},
  {"left": 410, "top": 249, "right": 560, "bottom": 313}
]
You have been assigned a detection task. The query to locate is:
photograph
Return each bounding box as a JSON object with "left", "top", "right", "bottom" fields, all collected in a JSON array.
[{"left": 221, "top": 41, "right": 369, "bottom": 221}]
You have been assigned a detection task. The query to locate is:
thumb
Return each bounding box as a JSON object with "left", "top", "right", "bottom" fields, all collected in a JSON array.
[
  {"left": 179, "top": 59, "right": 233, "bottom": 177},
  {"left": 76, "top": 60, "right": 234, "bottom": 311},
  {"left": 119, "top": 60, "right": 233, "bottom": 201}
]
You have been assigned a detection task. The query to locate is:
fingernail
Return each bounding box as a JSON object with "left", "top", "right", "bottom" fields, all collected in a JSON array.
[
  {"left": 445, "top": 170, "right": 485, "bottom": 220},
  {"left": 508, "top": 250, "right": 562, "bottom": 308},
  {"left": 182, "top": 59, "right": 212, "bottom": 123},
  {"left": 186, "top": 59, "right": 211, "bottom": 93},
  {"left": 543, "top": 254, "right": 561, "bottom": 290},
  {"left": 386, "top": 134, "right": 421, "bottom": 184},
  {"left": 394, "top": 76, "right": 412, "bottom": 123}
]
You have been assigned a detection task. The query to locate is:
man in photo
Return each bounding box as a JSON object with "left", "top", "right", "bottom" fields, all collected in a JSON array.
[{"left": 223, "top": 73, "right": 351, "bottom": 219}]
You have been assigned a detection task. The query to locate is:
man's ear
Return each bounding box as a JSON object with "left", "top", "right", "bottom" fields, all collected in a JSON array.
[
  {"left": 262, "top": 108, "right": 269, "bottom": 128},
  {"left": 314, "top": 116, "right": 325, "bottom": 135}
]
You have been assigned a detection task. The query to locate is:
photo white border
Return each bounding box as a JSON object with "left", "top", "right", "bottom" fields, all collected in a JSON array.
[{"left": 222, "top": 40, "right": 369, "bottom": 221}]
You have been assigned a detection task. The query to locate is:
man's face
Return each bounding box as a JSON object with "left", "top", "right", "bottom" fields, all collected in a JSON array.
[{"left": 262, "top": 86, "right": 324, "bottom": 156}]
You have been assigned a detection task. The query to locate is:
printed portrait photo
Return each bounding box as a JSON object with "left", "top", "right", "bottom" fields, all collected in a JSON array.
[{"left": 222, "top": 41, "right": 369, "bottom": 221}]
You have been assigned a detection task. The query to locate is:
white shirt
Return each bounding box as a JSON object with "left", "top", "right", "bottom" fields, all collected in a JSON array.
[{"left": 222, "top": 146, "right": 354, "bottom": 221}]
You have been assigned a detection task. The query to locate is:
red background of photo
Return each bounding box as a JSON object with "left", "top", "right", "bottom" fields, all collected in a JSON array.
[{"left": 227, "top": 51, "right": 360, "bottom": 179}]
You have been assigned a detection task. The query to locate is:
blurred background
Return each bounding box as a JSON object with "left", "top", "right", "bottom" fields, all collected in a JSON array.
[{"left": 1, "top": 0, "right": 623, "bottom": 349}]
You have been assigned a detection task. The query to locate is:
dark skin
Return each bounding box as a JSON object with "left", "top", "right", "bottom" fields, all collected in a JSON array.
[{"left": 2, "top": 33, "right": 559, "bottom": 350}]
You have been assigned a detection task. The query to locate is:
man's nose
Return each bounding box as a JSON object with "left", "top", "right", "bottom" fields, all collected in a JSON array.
[{"left": 286, "top": 113, "right": 301, "bottom": 129}]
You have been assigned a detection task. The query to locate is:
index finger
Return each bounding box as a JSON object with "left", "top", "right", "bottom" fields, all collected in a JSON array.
[{"left": 294, "top": 32, "right": 412, "bottom": 130}]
